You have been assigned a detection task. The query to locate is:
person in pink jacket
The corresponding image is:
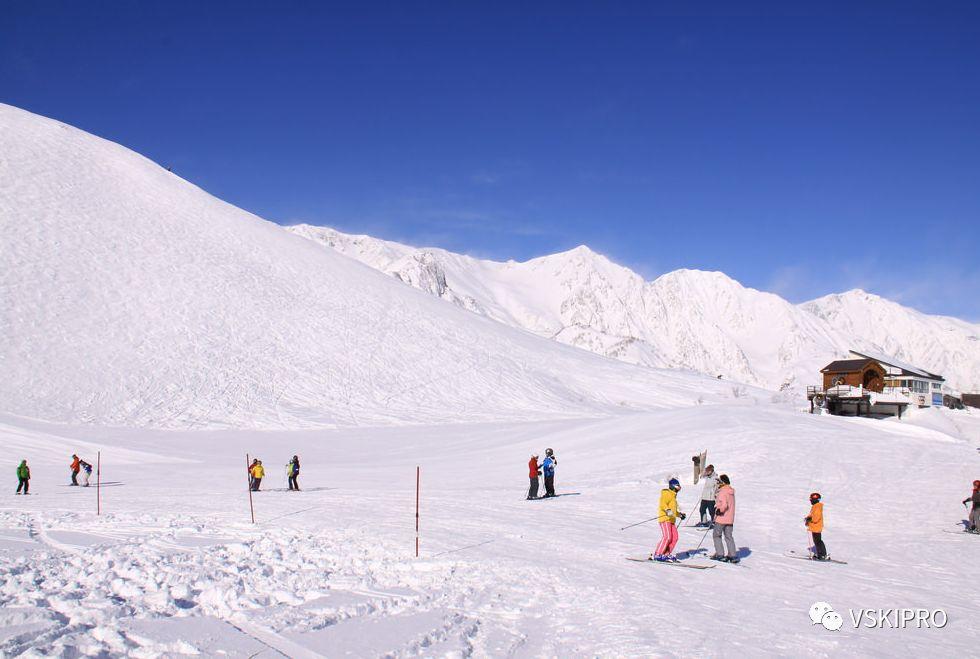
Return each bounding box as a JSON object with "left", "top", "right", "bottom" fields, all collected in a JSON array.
[{"left": 711, "top": 474, "right": 738, "bottom": 563}]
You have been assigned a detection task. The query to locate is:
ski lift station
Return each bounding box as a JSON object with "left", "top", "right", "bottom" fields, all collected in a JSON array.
[{"left": 807, "top": 350, "right": 947, "bottom": 417}]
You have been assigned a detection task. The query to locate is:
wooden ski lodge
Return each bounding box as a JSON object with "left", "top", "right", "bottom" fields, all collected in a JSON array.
[{"left": 808, "top": 350, "right": 945, "bottom": 418}]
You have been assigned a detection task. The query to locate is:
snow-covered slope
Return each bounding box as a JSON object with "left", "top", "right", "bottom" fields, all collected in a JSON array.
[
  {"left": 289, "top": 225, "right": 980, "bottom": 392},
  {"left": 0, "top": 103, "right": 741, "bottom": 428},
  {"left": 2, "top": 404, "right": 979, "bottom": 655}
]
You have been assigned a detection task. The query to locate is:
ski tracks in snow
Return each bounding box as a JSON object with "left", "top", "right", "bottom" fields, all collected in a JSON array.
[{"left": 0, "top": 510, "right": 531, "bottom": 657}]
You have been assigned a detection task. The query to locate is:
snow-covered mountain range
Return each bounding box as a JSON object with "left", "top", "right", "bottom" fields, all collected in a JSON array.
[
  {"left": 0, "top": 103, "right": 744, "bottom": 428},
  {"left": 289, "top": 225, "right": 980, "bottom": 393}
]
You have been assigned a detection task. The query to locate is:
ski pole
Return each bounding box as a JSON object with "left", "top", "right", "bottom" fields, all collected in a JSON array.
[
  {"left": 620, "top": 514, "right": 669, "bottom": 531},
  {"left": 684, "top": 498, "right": 701, "bottom": 527},
  {"left": 694, "top": 522, "right": 713, "bottom": 551}
]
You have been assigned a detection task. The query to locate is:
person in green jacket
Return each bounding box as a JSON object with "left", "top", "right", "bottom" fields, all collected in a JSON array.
[{"left": 16, "top": 460, "right": 30, "bottom": 495}]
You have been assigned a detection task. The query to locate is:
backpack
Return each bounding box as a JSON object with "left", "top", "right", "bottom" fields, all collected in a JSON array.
[{"left": 285, "top": 462, "right": 294, "bottom": 476}]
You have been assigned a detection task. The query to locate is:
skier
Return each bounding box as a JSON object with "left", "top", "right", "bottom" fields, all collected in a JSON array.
[
  {"left": 652, "top": 478, "right": 686, "bottom": 562},
  {"left": 16, "top": 460, "right": 30, "bottom": 495},
  {"left": 805, "top": 492, "right": 828, "bottom": 560},
  {"left": 287, "top": 455, "right": 301, "bottom": 491},
  {"left": 527, "top": 454, "right": 541, "bottom": 500},
  {"left": 79, "top": 459, "right": 93, "bottom": 487},
  {"left": 698, "top": 464, "right": 719, "bottom": 527},
  {"left": 542, "top": 448, "right": 558, "bottom": 497},
  {"left": 69, "top": 454, "right": 80, "bottom": 486},
  {"left": 963, "top": 480, "right": 980, "bottom": 533},
  {"left": 711, "top": 474, "right": 737, "bottom": 562},
  {"left": 250, "top": 460, "right": 265, "bottom": 491}
]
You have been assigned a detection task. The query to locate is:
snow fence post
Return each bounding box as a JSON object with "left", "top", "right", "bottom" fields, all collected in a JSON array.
[
  {"left": 96, "top": 451, "right": 101, "bottom": 516},
  {"left": 415, "top": 466, "right": 420, "bottom": 558},
  {"left": 246, "top": 453, "right": 255, "bottom": 524}
]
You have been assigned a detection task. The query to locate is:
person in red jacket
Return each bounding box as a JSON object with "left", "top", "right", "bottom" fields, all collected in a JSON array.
[
  {"left": 69, "top": 454, "right": 80, "bottom": 486},
  {"left": 527, "top": 454, "right": 541, "bottom": 500}
]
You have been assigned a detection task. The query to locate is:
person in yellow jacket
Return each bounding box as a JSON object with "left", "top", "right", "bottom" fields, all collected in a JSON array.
[
  {"left": 652, "top": 478, "right": 686, "bottom": 562},
  {"left": 250, "top": 460, "right": 265, "bottom": 491},
  {"left": 804, "top": 492, "right": 827, "bottom": 560}
]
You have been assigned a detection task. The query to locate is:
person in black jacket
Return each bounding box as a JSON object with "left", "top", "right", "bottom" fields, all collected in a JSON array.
[{"left": 287, "top": 455, "right": 301, "bottom": 491}]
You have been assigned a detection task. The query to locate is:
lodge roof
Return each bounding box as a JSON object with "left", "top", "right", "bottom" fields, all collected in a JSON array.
[
  {"left": 821, "top": 358, "right": 880, "bottom": 373},
  {"left": 848, "top": 350, "right": 945, "bottom": 381}
]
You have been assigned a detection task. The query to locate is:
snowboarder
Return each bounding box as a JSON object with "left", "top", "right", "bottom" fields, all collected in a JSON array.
[
  {"left": 653, "top": 478, "right": 686, "bottom": 562},
  {"left": 79, "top": 459, "right": 93, "bottom": 487},
  {"left": 711, "top": 474, "right": 737, "bottom": 562},
  {"left": 16, "top": 460, "right": 30, "bottom": 494},
  {"left": 250, "top": 460, "right": 265, "bottom": 491},
  {"left": 287, "top": 455, "right": 300, "bottom": 491},
  {"left": 69, "top": 454, "right": 80, "bottom": 486},
  {"left": 527, "top": 454, "right": 541, "bottom": 500},
  {"left": 698, "top": 464, "right": 719, "bottom": 526},
  {"left": 542, "top": 448, "right": 557, "bottom": 497},
  {"left": 963, "top": 480, "right": 980, "bottom": 533},
  {"left": 805, "top": 492, "right": 827, "bottom": 559}
]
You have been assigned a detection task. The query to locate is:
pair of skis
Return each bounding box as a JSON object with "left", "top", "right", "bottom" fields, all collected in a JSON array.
[
  {"left": 626, "top": 556, "right": 716, "bottom": 569},
  {"left": 626, "top": 550, "right": 848, "bottom": 568}
]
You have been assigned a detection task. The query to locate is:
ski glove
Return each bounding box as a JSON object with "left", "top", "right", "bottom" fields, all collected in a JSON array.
[
  {"left": 679, "top": 513, "right": 686, "bottom": 520},
  {"left": 804, "top": 516, "right": 812, "bottom": 524}
]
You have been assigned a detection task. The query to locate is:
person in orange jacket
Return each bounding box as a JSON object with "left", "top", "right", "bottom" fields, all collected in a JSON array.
[
  {"left": 69, "top": 454, "right": 81, "bottom": 486},
  {"left": 526, "top": 454, "right": 541, "bottom": 500},
  {"left": 804, "top": 492, "right": 827, "bottom": 560}
]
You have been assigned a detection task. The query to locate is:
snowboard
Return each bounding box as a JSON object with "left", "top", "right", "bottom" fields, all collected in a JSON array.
[
  {"left": 626, "top": 556, "right": 714, "bottom": 569},
  {"left": 784, "top": 550, "right": 847, "bottom": 564},
  {"left": 692, "top": 450, "right": 707, "bottom": 485}
]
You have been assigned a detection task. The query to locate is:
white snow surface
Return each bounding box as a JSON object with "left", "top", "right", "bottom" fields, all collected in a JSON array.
[
  {"left": 289, "top": 226, "right": 980, "bottom": 394},
  {"left": 0, "top": 103, "right": 744, "bottom": 429},
  {"left": 1, "top": 406, "right": 978, "bottom": 656}
]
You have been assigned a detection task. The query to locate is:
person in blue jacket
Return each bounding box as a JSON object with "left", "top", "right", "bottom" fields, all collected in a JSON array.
[{"left": 542, "top": 448, "right": 558, "bottom": 497}]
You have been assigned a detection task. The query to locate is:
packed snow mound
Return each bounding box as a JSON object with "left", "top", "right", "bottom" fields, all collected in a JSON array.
[
  {"left": 290, "top": 225, "right": 980, "bottom": 392},
  {"left": 0, "top": 103, "right": 743, "bottom": 428}
]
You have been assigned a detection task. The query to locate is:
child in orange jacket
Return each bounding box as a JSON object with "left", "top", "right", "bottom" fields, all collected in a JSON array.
[{"left": 804, "top": 492, "right": 827, "bottom": 559}]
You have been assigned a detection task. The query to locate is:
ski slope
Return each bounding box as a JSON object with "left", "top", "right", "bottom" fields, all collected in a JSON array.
[
  {"left": 1, "top": 406, "right": 978, "bottom": 656},
  {"left": 0, "top": 103, "right": 740, "bottom": 429}
]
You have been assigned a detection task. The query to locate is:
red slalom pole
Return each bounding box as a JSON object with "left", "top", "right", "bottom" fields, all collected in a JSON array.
[
  {"left": 96, "top": 451, "right": 101, "bottom": 516},
  {"left": 246, "top": 453, "right": 255, "bottom": 524},
  {"left": 415, "top": 467, "right": 422, "bottom": 558}
]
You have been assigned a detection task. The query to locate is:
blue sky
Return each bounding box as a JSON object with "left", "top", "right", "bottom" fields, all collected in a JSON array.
[{"left": 3, "top": 2, "right": 979, "bottom": 319}]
